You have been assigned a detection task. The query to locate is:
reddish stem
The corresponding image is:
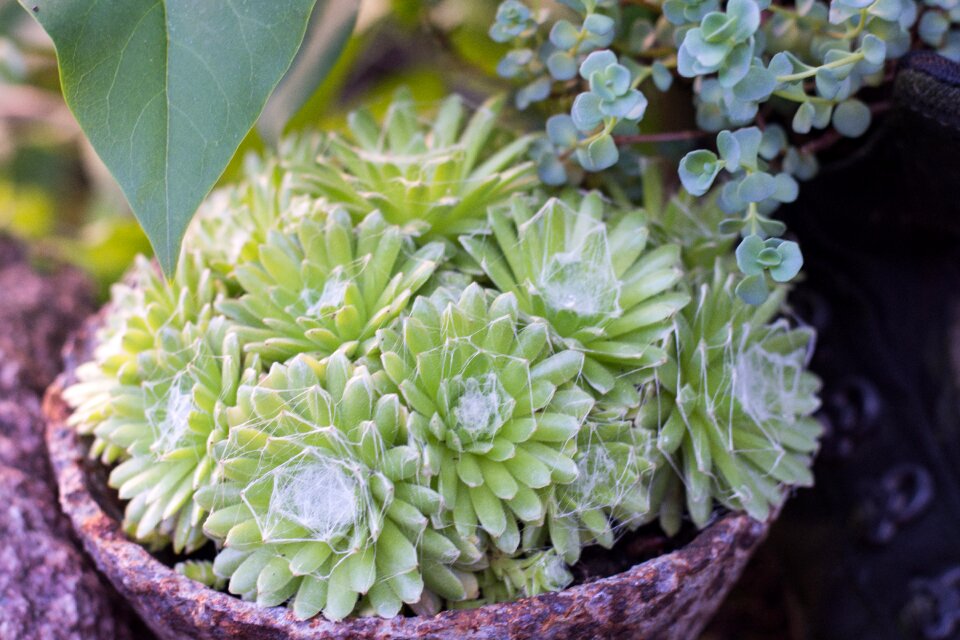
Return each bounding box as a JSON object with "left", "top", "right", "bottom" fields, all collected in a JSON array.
[{"left": 613, "top": 130, "right": 709, "bottom": 145}]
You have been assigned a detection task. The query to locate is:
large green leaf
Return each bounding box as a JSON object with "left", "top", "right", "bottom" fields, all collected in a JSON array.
[
  {"left": 22, "top": 0, "right": 317, "bottom": 273},
  {"left": 257, "top": 0, "right": 359, "bottom": 146}
]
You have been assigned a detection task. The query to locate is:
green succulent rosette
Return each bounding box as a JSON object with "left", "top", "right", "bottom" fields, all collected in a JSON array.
[
  {"left": 647, "top": 268, "right": 822, "bottom": 528},
  {"left": 460, "top": 192, "right": 690, "bottom": 410},
  {"left": 200, "top": 353, "right": 477, "bottom": 621},
  {"left": 463, "top": 549, "right": 573, "bottom": 606},
  {"left": 378, "top": 283, "right": 591, "bottom": 554},
  {"left": 525, "top": 418, "right": 658, "bottom": 563},
  {"left": 65, "top": 251, "right": 222, "bottom": 464},
  {"left": 218, "top": 207, "right": 444, "bottom": 365},
  {"left": 70, "top": 315, "right": 252, "bottom": 553},
  {"left": 288, "top": 88, "right": 537, "bottom": 240}
]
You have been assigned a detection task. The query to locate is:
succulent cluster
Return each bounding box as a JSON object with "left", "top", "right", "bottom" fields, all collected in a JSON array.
[
  {"left": 491, "top": 0, "right": 956, "bottom": 302},
  {"left": 66, "top": 91, "right": 820, "bottom": 621}
]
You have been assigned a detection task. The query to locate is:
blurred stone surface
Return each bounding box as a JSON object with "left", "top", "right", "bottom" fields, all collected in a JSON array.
[{"left": 0, "top": 234, "right": 140, "bottom": 640}]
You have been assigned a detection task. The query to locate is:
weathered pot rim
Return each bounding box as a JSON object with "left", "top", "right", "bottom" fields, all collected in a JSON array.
[{"left": 42, "top": 322, "right": 772, "bottom": 640}]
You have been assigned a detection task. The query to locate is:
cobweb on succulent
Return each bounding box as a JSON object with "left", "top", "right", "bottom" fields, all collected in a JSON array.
[
  {"left": 461, "top": 191, "right": 690, "bottom": 416},
  {"left": 64, "top": 251, "right": 223, "bottom": 464},
  {"left": 217, "top": 206, "right": 444, "bottom": 365},
  {"left": 286, "top": 88, "right": 538, "bottom": 242},
  {"left": 72, "top": 316, "right": 256, "bottom": 553},
  {"left": 644, "top": 268, "right": 823, "bottom": 529},
  {"left": 377, "top": 283, "right": 670, "bottom": 589},
  {"left": 199, "top": 354, "right": 481, "bottom": 621}
]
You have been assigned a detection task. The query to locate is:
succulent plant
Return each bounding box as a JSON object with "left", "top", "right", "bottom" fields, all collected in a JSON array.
[
  {"left": 83, "top": 317, "right": 252, "bottom": 553},
  {"left": 378, "top": 284, "right": 591, "bottom": 554},
  {"left": 288, "top": 89, "right": 538, "bottom": 240},
  {"left": 65, "top": 251, "right": 222, "bottom": 465},
  {"left": 528, "top": 418, "right": 658, "bottom": 563},
  {"left": 461, "top": 192, "right": 689, "bottom": 411},
  {"left": 62, "top": 76, "right": 826, "bottom": 622},
  {"left": 466, "top": 549, "right": 573, "bottom": 606},
  {"left": 200, "top": 353, "right": 478, "bottom": 621},
  {"left": 645, "top": 268, "right": 822, "bottom": 528},
  {"left": 218, "top": 207, "right": 444, "bottom": 365}
]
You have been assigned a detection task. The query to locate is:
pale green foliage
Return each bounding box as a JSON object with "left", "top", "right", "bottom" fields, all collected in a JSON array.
[
  {"left": 378, "top": 284, "right": 590, "bottom": 555},
  {"left": 643, "top": 267, "right": 822, "bottom": 528},
  {"left": 199, "top": 353, "right": 477, "bottom": 620},
  {"left": 461, "top": 192, "right": 689, "bottom": 411},
  {"left": 218, "top": 206, "right": 443, "bottom": 365},
  {"left": 64, "top": 88, "right": 822, "bottom": 621},
  {"left": 288, "top": 89, "right": 539, "bottom": 239},
  {"left": 64, "top": 252, "right": 222, "bottom": 464},
  {"left": 463, "top": 549, "right": 573, "bottom": 606}
]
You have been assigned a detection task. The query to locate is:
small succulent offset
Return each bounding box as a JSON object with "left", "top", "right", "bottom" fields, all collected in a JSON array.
[
  {"left": 65, "top": 91, "right": 821, "bottom": 621},
  {"left": 378, "top": 284, "right": 589, "bottom": 555},
  {"left": 490, "top": 0, "right": 953, "bottom": 302},
  {"left": 288, "top": 89, "right": 538, "bottom": 241}
]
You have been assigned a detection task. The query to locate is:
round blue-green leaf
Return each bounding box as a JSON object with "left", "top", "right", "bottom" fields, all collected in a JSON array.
[
  {"left": 23, "top": 0, "right": 318, "bottom": 274},
  {"left": 733, "top": 64, "right": 777, "bottom": 101},
  {"left": 546, "top": 114, "right": 579, "bottom": 148},
  {"left": 919, "top": 12, "right": 949, "bottom": 47},
  {"left": 772, "top": 173, "right": 799, "bottom": 203},
  {"left": 832, "top": 99, "right": 871, "bottom": 137},
  {"left": 718, "top": 217, "right": 746, "bottom": 234},
  {"left": 516, "top": 77, "right": 552, "bottom": 110},
  {"left": 759, "top": 125, "right": 787, "bottom": 160},
  {"left": 768, "top": 51, "right": 793, "bottom": 78},
  {"left": 732, "top": 126, "right": 763, "bottom": 168},
  {"left": 792, "top": 101, "right": 815, "bottom": 134},
  {"left": 583, "top": 14, "right": 615, "bottom": 38},
  {"left": 497, "top": 48, "right": 534, "bottom": 78},
  {"left": 717, "top": 130, "right": 741, "bottom": 169},
  {"left": 651, "top": 61, "right": 674, "bottom": 92},
  {"left": 547, "top": 51, "right": 578, "bottom": 80},
  {"left": 737, "top": 171, "right": 777, "bottom": 203},
  {"left": 860, "top": 33, "right": 888, "bottom": 65},
  {"left": 550, "top": 20, "right": 580, "bottom": 49},
  {"left": 678, "top": 149, "right": 722, "bottom": 196},
  {"left": 770, "top": 240, "right": 802, "bottom": 282},
  {"left": 576, "top": 134, "right": 619, "bottom": 171},
  {"left": 757, "top": 216, "right": 787, "bottom": 237},
  {"left": 735, "top": 234, "right": 766, "bottom": 276},
  {"left": 571, "top": 91, "right": 604, "bottom": 132},
  {"left": 735, "top": 273, "right": 769, "bottom": 305},
  {"left": 537, "top": 153, "right": 568, "bottom": 186},
  {"left": 579, "top": 49, "right": 617, "bottom": 79}
]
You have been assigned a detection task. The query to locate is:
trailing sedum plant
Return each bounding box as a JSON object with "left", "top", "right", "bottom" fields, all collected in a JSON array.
[
  {"left": 489, "top": 0, "right": 959, "bottom": 302},
  {"left": 64, "top": 89, "right": 822, "bottom": 621}
]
